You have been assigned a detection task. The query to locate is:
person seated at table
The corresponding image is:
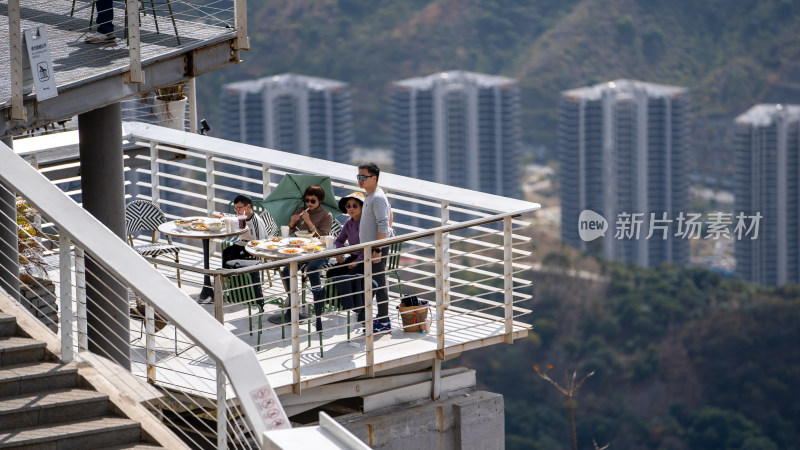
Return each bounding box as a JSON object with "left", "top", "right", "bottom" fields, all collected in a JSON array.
[
  {"left": 326, "top": 191, "right": 365, "bottom": 279},
  {"left": 280, "top": 186, "right": 333, "bottom": 306},
  {"left": 286, "top": 185, "right": 333, "bottom": 238},
  {"left": 221, "top": 194, "right": 267, "bottom": 297}
]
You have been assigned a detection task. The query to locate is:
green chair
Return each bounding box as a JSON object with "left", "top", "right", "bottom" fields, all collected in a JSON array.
[
  {"left": 386, "top": 241, "right": 404, "bottom": 296},
  {"left": 324, "top": 279, "right": 352, "bottom": 344},
  {"left": 222, "top": 272, "right": 264, "bottom": 351}
]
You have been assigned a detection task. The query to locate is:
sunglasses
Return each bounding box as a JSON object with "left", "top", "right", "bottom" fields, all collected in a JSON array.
[
  {"left": 303, "top": 198, "right": 318, "bottom": 204},
  {"left": 345, "top": 202, "right": 361, "bottom": 210},
  {"left": 356, "top": 174, "right": 374, "bottom": 181}
]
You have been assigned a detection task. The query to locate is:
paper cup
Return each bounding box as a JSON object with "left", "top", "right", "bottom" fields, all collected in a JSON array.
[
  {"left": 324, "top": 236, "right": 335, "bottom": 249},
  {"left": 281, "top": 225, "right": 290, "bottom": 237}
]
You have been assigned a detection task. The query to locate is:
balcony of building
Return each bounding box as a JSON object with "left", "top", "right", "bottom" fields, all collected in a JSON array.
[{"left": 2, "top": 121, "right": 538, "bottom": 447}]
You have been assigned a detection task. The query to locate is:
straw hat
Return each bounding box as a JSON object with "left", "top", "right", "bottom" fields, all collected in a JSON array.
[{"left": 338, "top": 191, "right": 366, "bottom": 213}]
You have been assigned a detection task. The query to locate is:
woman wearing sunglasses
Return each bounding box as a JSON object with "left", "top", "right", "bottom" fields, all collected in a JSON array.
[
  {"left": 326, "top": 191, "right": 365, "bottom": 278},
  {"left": 281, "top": 186, "right": 333, "bottom": 322},
  {"left": 287, "top": 185, "right": 332, "bottom": 238}
]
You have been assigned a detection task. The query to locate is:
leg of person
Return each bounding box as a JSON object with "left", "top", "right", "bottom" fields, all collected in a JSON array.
[
  {"left": 373, "top": 247, "right": 390, "bottom": 327},
  {"left": 86, "top": 0, "right": 116, "bottom": 43},
  {"left": 221, "top": 244, "right": 238, "bottom": 268},
  {"left": 305, "top": 258, "right": 327, "bottom": 290}
]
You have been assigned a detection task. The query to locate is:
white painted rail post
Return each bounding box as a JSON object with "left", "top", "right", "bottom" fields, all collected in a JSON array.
[
  {"left": 290, "top": 262, "right": 301, "bottom": 394},
  {"left": 59, "top": 235, "right": 74, "bottom": 362},
  {"left": 503, "top": 216, "right": 514, "bottom": 343},
  {"left": 262, "top": 164, "right": 272, "bottom": 199},
  {"left": 434, "top": 231, "right": 445, "bottom": 358},
  {"left": 205, "top": 155, "right": 215, "bottom": 215},
  {"left": 213, "top": 274, "right": 228, "bottom": 448},
  {"left": 233, "top": 0, "right": 250, "bottom": 50},
  {"left": 145, "top": 303, "right": 156, "bottom": 383},
  {"left": 75, "top": 247, "right": 88, "bottom": 352},
  {"left": 149, "top": 142, "right": 160, "bottom": 205},
  {"left": 126, "top": 0, "right": 144, "bottom": 84},
  {"left": 9, "top": 0, "right": 26, "bottom": 122},
  {"left": 364, "top": 245, "right": 374, "bottom": 378},
  {"left": 440, "top": 201, "right": 450, "bottom": 310}
]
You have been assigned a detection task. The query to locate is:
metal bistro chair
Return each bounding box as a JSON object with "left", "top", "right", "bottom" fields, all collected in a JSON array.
[
  {"left": 386, "top": 241, "right": 404, "bottom": 296},
  {"left": 125, "top": 200, "right": 181, "bottom": 287}
]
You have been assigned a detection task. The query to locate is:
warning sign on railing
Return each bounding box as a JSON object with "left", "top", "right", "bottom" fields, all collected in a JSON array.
[{"left": 23, "top": 26, "right": 58, "bottom": 102}]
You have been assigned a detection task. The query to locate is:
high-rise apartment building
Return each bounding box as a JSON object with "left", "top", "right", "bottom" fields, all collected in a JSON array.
[
  {"left": 559, "top": 79, "right": 690, "bottom": 267},
  {"left": 734, "top": 104, "right": 800, "bottom": 286},
  {"left": 390, "top": 71, "right": 521, "bottom": 198},
  {"left": 220, "top": 73, "right": 353, "bottom": 163}
]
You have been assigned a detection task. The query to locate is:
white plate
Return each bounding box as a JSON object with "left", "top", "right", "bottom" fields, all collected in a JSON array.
[
  {"left": 278, "top": 248, "right": 305, "bottom": 256},
  {"left": 281, "top": 237, "right": 311, "bottom": 247}
]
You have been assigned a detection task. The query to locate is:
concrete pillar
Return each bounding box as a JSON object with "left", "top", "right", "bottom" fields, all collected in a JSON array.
[
  {"left": 78, "top": 103, "right": 131, "bottom": 369},
  {"left": 339, "top": 390, "right": 505, "bottom": 450},
  {"left": 0, "top": 136, "right": 20, "bottom": 301}
]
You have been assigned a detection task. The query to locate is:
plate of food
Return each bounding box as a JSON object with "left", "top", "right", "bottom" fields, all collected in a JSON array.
[
  {"left": 174, "top": 219, "right": 195, "bottom": 228},
  {"left": 269, "top": 237, "right": 284, "bottom": 243},
  {"left": 281, "top": 237, "right": 311, "bottom": 247},
  {"left": 302, "top": 243, "right": 324, "bottom": 252},
  {"left": 295, "top": 230, "right": 315, "bottom": 238},
  {"left": 278, "top": 248, "right": 305, "bottom": 256},
  {"left": 191, "top": 221, "right": 224, "bottom": 232}
]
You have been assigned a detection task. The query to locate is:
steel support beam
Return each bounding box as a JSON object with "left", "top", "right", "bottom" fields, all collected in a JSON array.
[
  {"left": 1, "top": 38, "right": 239, "bottom": 138},
  {"left": 78, "top": 103, "right": 130, "bottom": 369}
]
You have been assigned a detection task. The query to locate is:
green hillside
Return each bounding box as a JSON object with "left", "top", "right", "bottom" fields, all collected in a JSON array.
[
  {"left": 196, "top": 0, "right": 800, "bottom": 183},
  {"left": 451, "top": 252, "right": 800, "bottom": 449}
]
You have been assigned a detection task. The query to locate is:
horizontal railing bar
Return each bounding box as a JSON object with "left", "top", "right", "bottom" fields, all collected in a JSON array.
[{"left": 123, "top": 122, "right": 540, "bottom": 215}]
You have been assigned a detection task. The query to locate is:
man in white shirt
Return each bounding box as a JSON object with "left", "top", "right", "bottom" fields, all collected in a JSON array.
[{"left": 222, "top": 194, "right": 267, "bottom": 299}]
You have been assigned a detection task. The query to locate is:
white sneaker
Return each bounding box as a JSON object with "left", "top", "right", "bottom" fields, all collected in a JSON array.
[{"left": 85, "top": 31, "right": 116, "bottom": 44}]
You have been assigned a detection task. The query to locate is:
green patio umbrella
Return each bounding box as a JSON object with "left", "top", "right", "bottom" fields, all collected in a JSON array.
[{"left": 261, "top": 174, "right": 340, "bottom": 228}]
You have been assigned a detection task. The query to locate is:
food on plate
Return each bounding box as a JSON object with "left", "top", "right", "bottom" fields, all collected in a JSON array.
[
  {"left": 192, "top": 223, "right": 209, "bottom": 230},
  {"left": 279, "top": 248, "right": 303, "bottom": 255},
  {"left": 290, "top": 239, "right": 305, "bottom": 245},
  {"left": 267, "top": 244, "right": 280, "bottom": 250},
  {"left": 249, "top": 241, "right": 262, "bottom": 246},
  {"left": 174, "top": 219, "right": 193, "bottom": 227},
  {"left": 270, "top": 237, "right": 283, "bottom": 242},
  {"left": 314, "top": 245, "right": 324, "bottom": 251}
]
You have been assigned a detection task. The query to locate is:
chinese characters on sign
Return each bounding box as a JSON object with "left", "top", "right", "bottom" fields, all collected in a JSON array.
[
  {"left": 612, "top": 212, "right": 761, "bottom": 240},
  {"left": 579, "top": 210, "right": 762, "bottom": 242}
]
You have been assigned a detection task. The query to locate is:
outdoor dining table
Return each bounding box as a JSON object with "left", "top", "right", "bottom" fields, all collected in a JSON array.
[
  {"left": 158, "top": 218, "right": 248, "bottom": 301},
  {"left": 245, "top": 237, "right": 327, "bottom": 324}
]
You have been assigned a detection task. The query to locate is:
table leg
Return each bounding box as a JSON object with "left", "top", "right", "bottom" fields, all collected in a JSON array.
[{"left": 199, "top": 239, "right": 214, "bottom": 300}]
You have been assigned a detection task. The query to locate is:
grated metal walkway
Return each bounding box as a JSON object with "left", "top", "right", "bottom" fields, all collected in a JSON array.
[{"left": 0, "top": 0, "right": 236, "bottom": 108}]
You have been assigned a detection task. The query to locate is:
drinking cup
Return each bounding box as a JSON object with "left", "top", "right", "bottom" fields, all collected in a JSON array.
[{"left": 281, "top": 225, "right": 290, "bottom": 237}]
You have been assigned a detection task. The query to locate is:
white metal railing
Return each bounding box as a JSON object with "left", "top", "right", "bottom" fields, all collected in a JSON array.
[
  {"left": 4, "top": 123, "right": 540, "bottom": 444},
  {"left": 0, "top": 139, "right": 284, "bottom": 448}
]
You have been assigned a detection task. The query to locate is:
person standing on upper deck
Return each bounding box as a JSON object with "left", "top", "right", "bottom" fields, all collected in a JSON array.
[{"left": 357, "top": 162, "right": 392, "bottom": 332}]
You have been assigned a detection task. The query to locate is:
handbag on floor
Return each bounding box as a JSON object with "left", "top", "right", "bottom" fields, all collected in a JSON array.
[{"left": 397, "top": 295, "right": 429, "bottom": 332}]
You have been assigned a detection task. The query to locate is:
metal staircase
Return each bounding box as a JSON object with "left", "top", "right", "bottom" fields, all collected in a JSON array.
[{"left": 0, "top": 310, "right": 164, "bottom": 449}]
